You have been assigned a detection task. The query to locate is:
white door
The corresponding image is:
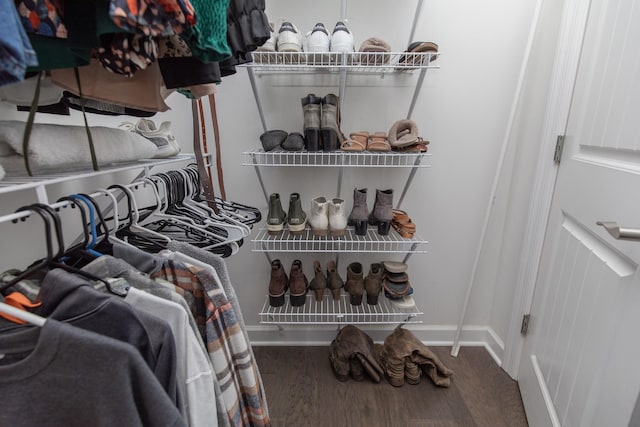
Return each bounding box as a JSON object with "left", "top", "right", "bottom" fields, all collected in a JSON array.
[{"left": 518, "top": 0, "right": 640, "bottom": 425}]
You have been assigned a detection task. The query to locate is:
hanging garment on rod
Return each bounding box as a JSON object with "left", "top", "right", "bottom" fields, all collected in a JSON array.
[
  {"left": 0, "top": 319, "right": 187, "bottom": 427},
  {"left": 0, "top": 187, "right": 267, "bottom": 426}
]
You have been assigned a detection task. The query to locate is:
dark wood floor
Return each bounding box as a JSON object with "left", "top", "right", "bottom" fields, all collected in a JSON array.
[{"left": 254, "top": 346, "right": 528, "bottom": 427}]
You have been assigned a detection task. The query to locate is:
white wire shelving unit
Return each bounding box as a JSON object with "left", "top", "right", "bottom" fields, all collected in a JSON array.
[
  {"left": 259, "top": 294, "right": 423, "bottom": 325},
  {"left": 242, "top": 149, "right": 430, "bottom": 168},
  {"left": 242, "top": 0, "right": 434, "bottom": 326},
  {"left": 252, "top": 227, "right": 427, "bottom": 255},
  {"left": 246, "top": 51, "right": 438, "bottom": 74}
]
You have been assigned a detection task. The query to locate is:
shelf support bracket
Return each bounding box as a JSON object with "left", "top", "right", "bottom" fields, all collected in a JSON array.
[
  {"left": 247, "top": 68, "right": 268, "bottom": 132},
  {"left": 339, "top": 67, "right": 347, "bottom": 114},
  {"left": 407, "top": 68, "right": 428, "bottom": 120},
  {"left": 396, "top": 154, "right": 423, "bottom": 209},
  {"left": 402, "top": 243, "right": 419, "bottom": 263},
  {"left": 408, "top": 0, "right": 425, "bottom": 49},
  {"left": 251, "top": 153, "right": 270, "bottom": 204}
]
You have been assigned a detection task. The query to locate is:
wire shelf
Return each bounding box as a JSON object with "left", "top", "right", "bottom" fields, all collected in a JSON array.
[
  {"left": 243, "top": 51, "right": 439, "bottom": 74},
  {"left": 0, "top": 154, "right": 195, "bottom": 195},
  {"left": 242, "top": 149, "right": 430, "bottom": 168},
  {"left": 252, "top": 227, "right": 428, "bottom": 253},
  {"left": 259, "top": 293, "right": 423, "bottom": 325}
]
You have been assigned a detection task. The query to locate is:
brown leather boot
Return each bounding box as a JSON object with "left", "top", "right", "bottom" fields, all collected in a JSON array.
[
  {"left": 364, "top": 263, "right": 383, "bottom": 305},
  {"left": 326, "top": 260, "right": 343, "bottom": 300},
  {"left": 345, "top": 262, "right": 364, "bottom": 305},
  {"left": 309, "top": 260, "right": 326, "bottom": 301},
  {"left": 268, "top": 259, "right": 288, "bottom": 307},
  {"left": 289, "top": 259, "right": 309, "bottom": 306}
]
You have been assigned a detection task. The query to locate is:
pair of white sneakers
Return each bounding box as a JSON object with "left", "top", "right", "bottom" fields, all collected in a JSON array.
[
  {"left": 307, "top": 21, "right": 354, "bottom": 54},
  {"left": 121, "top": 119, "right": 181, "bottom": 159},
  {"left": 256, "top": 21, "right": 354, "bottom": 54}
]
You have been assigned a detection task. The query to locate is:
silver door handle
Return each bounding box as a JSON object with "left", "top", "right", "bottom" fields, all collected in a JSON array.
[{"left": 596, "top": 221, "right": 640, "bottom": 241}]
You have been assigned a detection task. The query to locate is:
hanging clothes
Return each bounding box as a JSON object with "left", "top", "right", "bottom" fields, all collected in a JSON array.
[
  {"left": 0, "top": 0, "right": 38, "bottom": 86},
  {"left": 0, "top": 319, "right": 187, "bottom": 427}
]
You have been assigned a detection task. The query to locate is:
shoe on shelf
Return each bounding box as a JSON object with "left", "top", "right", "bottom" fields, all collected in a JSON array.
[
  {"left": 365, "top": 263, "right": 383, "bottom": 305},
  {"left": 330, "top": 21, "right": 354, "bottom": 64},
  {"left": 348, "top": 188, "right": 369, "bottom": 235},
  {"left": 267, "top": 193, "right": 287, "bottom": 235},
  {"left": 308, "top": 196, "right": 329, "bottom": 236},
  {"left": 368, "top": 189, "right": 393, "bottom": 235},
  {"left": 254, "top": 22, "right": 276, "bottom": 63},
  {"left": 289, "top": 259, "right": 309, "bottom": 306},
  {"left": 320, "top": 94, "right": 345, "bottom": 151},
  {"left": 301, "top": 93, "right": 322, "bottom": 151},
  {"left": 306, "top": 22, "right": 330, "bottom": 64},
  {"left": 122, "top": 119, "right": 180, "bottom": 158},
  {"left": 282, "top": 132, "right": 305, "bottom": 151},
  {"left": 277, "top": 21, "right": 303, "bottom": 63},
  {"left": 328, "top": 198, "right": 347, "bottom": 236},
  {"left": 345, "top": 262, "right": 365, "bottom": 305},
  {"left": 268, "top": 259, "right": 289, "bottom": 307},
  {"left": 310, "top": 260, "right": 327, "bottom": 301},
  {"left": 260, "top": 129, "right": 287, "bottom": 152},
  {"left": 287, "top": 192, "right": 307, "bottom": 235},
  {"left": 326, "top": 260, "right": 344, "bottom": 300}
]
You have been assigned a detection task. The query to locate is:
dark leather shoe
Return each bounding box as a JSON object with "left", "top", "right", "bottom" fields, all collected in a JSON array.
[
  {"left": 345, "top": 262, "right": 364, "bottom": 305},
  {"left": 268, "top": 259, "right": 288, "bottom": 307},
  {"left": 289, "top": 259, "right": 309, "bottom": 306}
]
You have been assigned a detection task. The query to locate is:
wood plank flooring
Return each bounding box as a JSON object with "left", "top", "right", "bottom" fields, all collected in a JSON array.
[{"left": 254, "top": 346, "right": 528, "bottom": 427}]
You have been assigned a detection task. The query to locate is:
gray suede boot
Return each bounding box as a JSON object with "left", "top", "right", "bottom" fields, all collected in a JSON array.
[
  {"left": 320, "top": 94, "right": 345, "bottom": 151},
  {"left": 348, "top": 188, "right": 369, "bottom": 235},
  {"left": 368, "top": 189, "right": 393, "bottom": 235},
  {"left": 301, "top": 94, "right": 322, "bottom": 151}
]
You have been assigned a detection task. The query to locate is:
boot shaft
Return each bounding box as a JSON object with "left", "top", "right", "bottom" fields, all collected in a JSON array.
[
  {"left": 287, "top": 192, "right": 307, "bottom": 225},
  {"left": 267, "top": 193, "right": 286, "bottom": 224},
  {"left": 371, "top": 188, "right": 393, "bottom": 221}
]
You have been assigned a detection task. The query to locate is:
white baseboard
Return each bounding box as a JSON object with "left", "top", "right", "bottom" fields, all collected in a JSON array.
[{"left": 248, "top": 324, "right": 505, "bottom": 366}]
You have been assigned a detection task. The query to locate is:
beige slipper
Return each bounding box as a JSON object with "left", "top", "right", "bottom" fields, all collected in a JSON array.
[
  {"left": 367, "top": 132, "right": 391, "bottom": 152},
  {"left": 388, "top": 120, "right": 419, "bottom": 147},
  {"left": 341, "top": 131, "right": 368, "bottom": 152}
]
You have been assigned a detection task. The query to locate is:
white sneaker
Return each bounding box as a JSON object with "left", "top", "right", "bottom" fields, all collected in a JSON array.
[
  {"left": 330, "top": 21, "right": 354, "bottom": 53},
  {"left": 122, "top": 119, "right": 181, "bottom": 158},
  {"left": 276, "top": 21, "right": 303, "bottom": 53},
  {"left": 306, "top": 23, "right": 330, "bottom": 65},
  {"left": 307, "top": 23, "right": 330, "bottom": 52}
]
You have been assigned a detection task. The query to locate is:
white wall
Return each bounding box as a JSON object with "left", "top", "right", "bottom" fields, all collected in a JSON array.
[{"left": 0, "top": 1, "right": 548, "bottom": 362}]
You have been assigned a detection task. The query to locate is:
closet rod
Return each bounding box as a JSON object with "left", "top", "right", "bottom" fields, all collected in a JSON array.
[
  {"left": 0, "top": 301, "right": 46, "bottom": 326},
  {"left": 0, "top": 181, "right": 149, "bottom": 226}
]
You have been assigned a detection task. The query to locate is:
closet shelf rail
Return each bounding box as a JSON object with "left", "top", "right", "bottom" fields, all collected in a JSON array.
[
  {"left": 243, "top": 51, "right": 440, "bottom": 74},
  {"left": 252, "top": 227, "right": 428, "bottom": 253},
  {"left": 259, "top": 294, "right": 423, "bottom": 325},
  {"left": 243, "top": 149, "right": 430, "bottom": 168},
  {"left": 0, "top": 154, "right": 195, "bottom": 197}
]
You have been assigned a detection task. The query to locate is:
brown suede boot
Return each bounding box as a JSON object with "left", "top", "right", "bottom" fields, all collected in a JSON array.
[
  {"left": 309, "top": 260, "right": 326, "bottom": 301},
  {"left": 268, "top": 259, "right": 288, "bottom": 307},
  {"left": 348, "top": 188, "right": 369, "bottom": 235},
  {"left": 326, "top": 260, "right": 343, "bottom": 300},
  {"left": 345, "top": 262, "right": 364, "bottom": 305},
  {"left": 364, "top": 263, "right": 383, "bottom": 305},
  {"left": 368, "top": 188, "right": 393, "bottom": 235},
  {"left": 289, "top": 259, "right": 309, "bottom": 306}
]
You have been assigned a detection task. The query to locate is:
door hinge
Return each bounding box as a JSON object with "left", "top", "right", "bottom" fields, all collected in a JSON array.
[
  {"left": 521, "top": 314, "right": 531, "bottom": 335},
  {"left": 554, "top": 135, "right": 565, "bottom": 163}
]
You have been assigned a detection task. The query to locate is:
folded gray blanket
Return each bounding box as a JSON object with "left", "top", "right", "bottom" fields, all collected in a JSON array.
[{"left": 0, "top": 121, "right": 158, "bottom": 174}]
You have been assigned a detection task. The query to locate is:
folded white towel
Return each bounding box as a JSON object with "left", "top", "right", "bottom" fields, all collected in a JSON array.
[{"left": 0, "top": 121, "right": 158, "bottom": 174}]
